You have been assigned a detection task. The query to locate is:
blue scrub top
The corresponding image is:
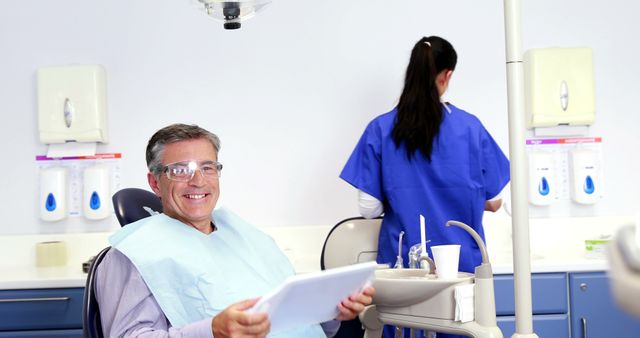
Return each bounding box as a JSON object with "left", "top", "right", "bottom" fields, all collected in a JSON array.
[{"left": 341, "top": 104, "right": 510, "bottom": 273}]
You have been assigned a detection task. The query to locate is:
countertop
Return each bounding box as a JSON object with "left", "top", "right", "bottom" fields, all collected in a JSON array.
[
  {"left": 1, "top": 214, "right": 627, "bottom": 290},
  {"left": 0, "top": 255, "right": 609, "bottom": 290},
  {"left": 491, "top": 257, "right": 608, "bottom": 275},
  {"left": 0, "top": 231, "right": 109, "bottom": 290},
  {"left": 0, "top": 265, "right": 88, "bottom": 290}
]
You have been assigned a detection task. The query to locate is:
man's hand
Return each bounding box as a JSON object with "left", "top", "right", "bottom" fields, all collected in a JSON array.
[
  {"left": 335, "top": 286, "right": 376, "bottom": 321},
  {"left": 212, "top": 298, "right": 270, "bottom": 338}
]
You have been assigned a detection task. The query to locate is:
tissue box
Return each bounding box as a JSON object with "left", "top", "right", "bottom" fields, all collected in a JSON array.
[{"left": 35, "top": 241, "right": 68, "bottom": 267}]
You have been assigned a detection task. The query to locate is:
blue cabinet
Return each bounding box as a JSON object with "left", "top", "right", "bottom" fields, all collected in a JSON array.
[
  {"left": 494, "top": 273, "right": 568, "bottom": 315},
  {"left": 494, "top": 273, "right": 570, "bottom": 337},
  {"left": 496, "top": 271, "right": 640, "bottom": 338},
  {"left": 497, "top": 314, "right": 569, "bottom": 338},
  {"left": 0, "top": 330, "right": 82, "bottom": 338},
  {"left": 0, "top": 288, "right": 83, "bottom": 338},
  {"left": 569, "top": 272, "right": 640, "bottom": 338}
]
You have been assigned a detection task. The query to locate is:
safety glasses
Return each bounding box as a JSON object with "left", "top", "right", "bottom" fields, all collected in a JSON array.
[{"left": 160, "top": 160, "right": 223, "bottom": 182}]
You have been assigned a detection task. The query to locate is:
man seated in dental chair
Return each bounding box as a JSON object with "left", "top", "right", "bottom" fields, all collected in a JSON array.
[{"left": 96, "top": 123, "right": 375, "bottom": 338}]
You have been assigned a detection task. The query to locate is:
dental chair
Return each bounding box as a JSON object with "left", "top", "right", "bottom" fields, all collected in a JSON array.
[
  {"left": 321, "top": 217, "right": 382, "bottom": 338},
  {"left": 608, "top": 222, "right": 640, "bottom": 317},
  {"left": 82, "top": 188, "right": 163, "bottom": 338},
  {"left": 111, "top": 187, "right": 163, "bottom": 227}
]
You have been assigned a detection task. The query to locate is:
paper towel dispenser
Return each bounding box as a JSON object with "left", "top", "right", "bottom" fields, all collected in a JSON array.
[
  {"left": 37, "top": 65, "right": 108, "bottom": 143},
  {"left": 524, "top": 47, "right": 596, "bottom": 128}
]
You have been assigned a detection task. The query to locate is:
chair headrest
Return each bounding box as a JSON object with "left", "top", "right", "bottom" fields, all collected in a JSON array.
[
  {"left": 321, "top": 217, "right": 381, "bottom": 270},
  {"left": 112, "top": 188, "right": 163, "bottom": 227}
]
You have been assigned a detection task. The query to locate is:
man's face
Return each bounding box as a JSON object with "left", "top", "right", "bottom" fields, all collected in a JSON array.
[{"left": 148, "top": 138, "right": 220, "bottom": 231}]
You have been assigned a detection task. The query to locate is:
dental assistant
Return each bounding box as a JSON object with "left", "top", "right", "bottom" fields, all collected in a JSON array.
[
  {"left": 341, "top": 36, "right": 509, "bottom": 338},
  {"left": 96, "top": 123, "right": 374, "bottom": 338}
]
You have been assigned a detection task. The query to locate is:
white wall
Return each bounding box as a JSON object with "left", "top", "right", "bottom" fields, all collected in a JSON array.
[{"left": 1, "top": 0, "right": 638, "bottom": 235}]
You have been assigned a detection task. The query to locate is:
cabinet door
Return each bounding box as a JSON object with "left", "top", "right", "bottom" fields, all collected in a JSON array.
[
  {"left": 0, "top": 329, "right": 82, "bottom": 338},
  {"left": 497, "top": 314, "right": 569, "bottom": 338},
  {"left": 569, "top": 272, "right": 640, "bottom": 338},
  {"left": 0, "top": 288, "right": 84, "bottom": 331},
  {"left": 494, "top": 273, "right": 568, "bottom": 315}
]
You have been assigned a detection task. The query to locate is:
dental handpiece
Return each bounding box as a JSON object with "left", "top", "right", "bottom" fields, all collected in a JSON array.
[{"left": 394, "top": 231, "right": 405, "bottom": 269}]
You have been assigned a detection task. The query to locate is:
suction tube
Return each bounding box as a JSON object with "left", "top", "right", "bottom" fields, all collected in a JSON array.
[
  {"left": 446, "top": 220, "right": 497, "bottom": 329},
  {"left": 446, "top": 220, "right": 489, "bottom": 264}
]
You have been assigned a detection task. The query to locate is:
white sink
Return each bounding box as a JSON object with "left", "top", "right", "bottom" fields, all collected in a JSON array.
[{"left": 372, "top": 268, "right": 474, "bottom": 307}]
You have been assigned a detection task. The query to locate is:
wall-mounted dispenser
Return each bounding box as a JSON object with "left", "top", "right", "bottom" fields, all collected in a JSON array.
[
  {"left": 39, "top": 167, "right": 68, "bottom": 221},
  {"left": 528, "top": 151, "right": 556, "bottom": 206},
  {"left": 569, "top": 148, "right": 602, "bottom": 205},
  {"left": 83, "top": 164, "right": 111, "bottom": 220},
  {"left": 524, "top": 48, "right": 596, "bottom": 129},
  {"left": 37, "top": 65, "right": 108, "bottom": 144}
]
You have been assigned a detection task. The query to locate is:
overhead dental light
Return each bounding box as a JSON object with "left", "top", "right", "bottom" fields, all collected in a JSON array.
[{"left": 197, "top": 0, "right": 272, "bottom": 30}]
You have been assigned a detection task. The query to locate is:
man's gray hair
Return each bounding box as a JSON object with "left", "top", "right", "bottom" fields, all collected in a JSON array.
[{"left": 146, "top": 123, "right": 221, "bottom": 175}]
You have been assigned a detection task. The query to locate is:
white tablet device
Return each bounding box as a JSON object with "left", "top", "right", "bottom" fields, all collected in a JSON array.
[{"left": 247, "top": 260, "right": 377, "bottom": 333}]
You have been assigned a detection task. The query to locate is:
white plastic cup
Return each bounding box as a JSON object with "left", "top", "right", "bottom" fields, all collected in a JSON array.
[{"left": 431, "top": 244, "right": 461, "bottom": 279}]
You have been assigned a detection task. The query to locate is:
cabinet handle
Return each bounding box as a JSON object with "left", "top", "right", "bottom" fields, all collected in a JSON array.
[
  {"left": 581, "top": 317, "right": 588, "bottom": 338},
  {"left": 580, "top": 282, "right": 588, "bottom": 291},
  {"left": 0, "top": 297, "right": 70, "bottom": 303}
]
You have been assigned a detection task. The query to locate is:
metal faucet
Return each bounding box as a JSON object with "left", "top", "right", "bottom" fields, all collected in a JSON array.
[{"left": 408, "top": 243, "right": 436, "bottom": 274}]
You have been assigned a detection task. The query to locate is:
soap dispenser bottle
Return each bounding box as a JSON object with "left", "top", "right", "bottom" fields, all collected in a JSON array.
[
  {"left": 83, "top": 164, "right": 111, "bottom": 220},
  {"left": 528, "top": 151, "right": 556, "bottom": 206},
  {"left": 569, "top": 148, "right": 602, "bottom": 204},
  {"left": 39, "top": 167, "right": 68, "bottom": 221}
]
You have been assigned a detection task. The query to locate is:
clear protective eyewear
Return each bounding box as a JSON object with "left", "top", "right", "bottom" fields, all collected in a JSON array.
[{"left": 161, "top": 160, "right": 223, "bottom": 182}]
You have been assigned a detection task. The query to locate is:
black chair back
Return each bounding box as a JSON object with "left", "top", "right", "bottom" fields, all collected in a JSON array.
[
  {"left": 112, "top": 188, "right": 163, "bottom": 227},
  {"left": 82, "top": 246, "right": 111, "bottom": 338},
  {"left": 83, "top": 188, "right": 162, "bottom": 337}
]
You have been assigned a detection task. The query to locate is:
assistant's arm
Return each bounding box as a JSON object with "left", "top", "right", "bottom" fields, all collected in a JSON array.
[
  {"left": 484, "top": 196, "right": 503, "bottom": 212},
  {"left": 479, "top": 123, "right": 510, "bottom": 213},
  {"left": 95, "top": 248, "right": 214, "bottom": 338},
  {"left": 358, "top": 190, "right": 383, "bottom": 218},
  {"left": 484, "top": 199, "right": 502, "bottom": 212}
]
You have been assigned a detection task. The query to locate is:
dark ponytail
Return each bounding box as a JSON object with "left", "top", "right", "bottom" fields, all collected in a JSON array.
[{"left": 392, "top": 36, "right": 457, "bottom": 161}]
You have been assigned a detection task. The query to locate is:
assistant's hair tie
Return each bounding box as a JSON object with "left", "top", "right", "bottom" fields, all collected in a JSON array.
[{"left": 424, "top": 41, "right": 431, "bottom": 47}]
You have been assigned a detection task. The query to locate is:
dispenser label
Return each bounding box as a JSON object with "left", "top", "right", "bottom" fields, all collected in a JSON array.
[{"left": 526, "top": 137, "right": 602, "bottom": 145}]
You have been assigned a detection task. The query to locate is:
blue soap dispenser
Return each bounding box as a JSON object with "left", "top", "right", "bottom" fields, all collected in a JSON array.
[
  {"left": 83, "top": 164, "right": 111, "bottom": 220},
  {"left": 569, "top": 148, "right": 602, "bottom": 205},
  {"left": 39, "top": 167, "right": 68, "bottom": 221},
  {"left": 528, "top": 151, "right": 556, "bottom": 206}
]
